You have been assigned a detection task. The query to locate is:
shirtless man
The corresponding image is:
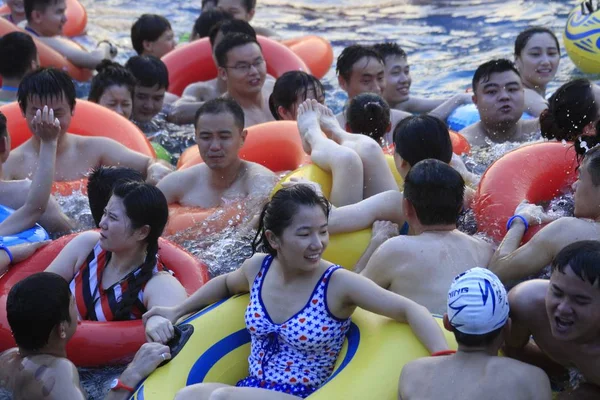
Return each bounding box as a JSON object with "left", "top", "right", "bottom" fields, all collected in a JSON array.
[
  {"left": 23, "top": 0, "right": 117, "bottom": 70},
  {"left": 3, "top": 68, "right": 172, "bottom": 184},
  {"left": 489, "top": 145, "right": 600, "bottom": 283},
  {"left": 0, "top": 32, "right": 38, "bottom": 104},
  {"left": 461, "top": 59, "right": 540, "bottom": 147},
  {"left": 399, "top": 268, "right": 551, "bottom": 400},
  {"left": 158, "top": 98, "right": 276, "bottom": 208},
  {"left": 361, "top": 159, "right": 492, "bottom": 314},
  {"left": 373, "top": 42, "right": 471, "bottom": 119},
  {"left": 506, "top": 241, "right": 600, "bottom": 399},
  {"left": 0, "top": 272, "right": 171, "bottom": 400},
  {"left": 214, "top": 32, "right": 274, "bottom": 127},
  {"left": 335, "top": 44, "right": 410, "bottom": 142},
  {"left": 216, "top": 0, "right": 277, "bottom": 37},
  {"left": 168, "top": 19, "right": 258, "bottom": 125}
]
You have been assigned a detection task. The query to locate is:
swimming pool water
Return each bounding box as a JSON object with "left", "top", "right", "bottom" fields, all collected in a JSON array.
[{"left": 0, "top": 0, "right": 586, "bottom": 399}]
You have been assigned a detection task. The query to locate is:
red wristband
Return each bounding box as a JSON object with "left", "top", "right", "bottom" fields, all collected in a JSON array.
[{"left": 431, "top": 350, "right": 456, "bottom": 357}]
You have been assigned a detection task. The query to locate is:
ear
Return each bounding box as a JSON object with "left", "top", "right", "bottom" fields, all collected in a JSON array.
[
  {"left": 247, "top": 8, "right": 256, "bottom": 21},
  {"left": 386, "top": 121, "right": 392, "bottom": 133},
  {"left": 338, "top": 75, "right": 348, "bottom": 92},
  {"left": 240, "top": 129, "right": 248, "bottom": 146},
  {"left": 218, "top": 67, "right": 228, "bottom": 82},
  {"left": 142, "top": 40, "right": 154, "bottom": 55},
  {"left": 471, "top": 94, "right": 477, "bottom": 106},
  {"left": 57, "top": 321, "right": 68, "bottom": 340},
  {"left": 277, "top": 105, "right": 292, "bottom": 121},
  {"left": 135, "top": 224, "right": 151, "bottom": 242},
  {"left": 402, "top": 197, "right": 415, "bottom": 221},
  {"left": 442, "top": 313, "right": 453, "bottom": 332},
  {"left": 345, "top": 122, "right": 352, "bottom": 133},
  {"left": 264, "top": 229, "right": 280, "bottom": 251},
  {"left": 502, "top": 317, "right": 512, "bottom": 341},
  {"left": 30, "top": 9, "right": 43, "bottom": 24}
]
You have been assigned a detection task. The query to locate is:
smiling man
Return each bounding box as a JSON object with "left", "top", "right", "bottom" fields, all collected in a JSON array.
[
  {"left": 460, "top": 59, "right": 539, "bottom": 147},
  {"left": 157, "top": 98, "right": 276, "bottom": 208},
  {"left": 506, "top": 241, "right": 600, "bottom": 399}
]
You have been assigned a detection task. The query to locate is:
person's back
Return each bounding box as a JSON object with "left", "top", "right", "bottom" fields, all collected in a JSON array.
[
  {"left": 361, "top": 160, "right": 492, "bottom": 313},
  {"left": 398, "top": 268, "right": 551, "bottom": 400}
]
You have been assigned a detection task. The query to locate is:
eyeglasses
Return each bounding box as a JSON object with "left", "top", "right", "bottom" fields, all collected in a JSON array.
[{"left": 225, "top": 58, "right": 265, "bottom": 74}]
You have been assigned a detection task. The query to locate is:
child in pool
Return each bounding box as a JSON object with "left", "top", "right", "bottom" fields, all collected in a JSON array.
[
  {"left": 2, "top": 0, "right": 25, "bottom": 25},
  {"left": 131, "top": 14, "right": 176, "bottom": 59},
  {"left": 23, "top": 0, "right": 117, "bottom": 70},
  {"left": 0, "top": 31, "right": 38, "bottom": 104},
  {"left": 144, "top": 184, "right": 449, "bottom": 399}
]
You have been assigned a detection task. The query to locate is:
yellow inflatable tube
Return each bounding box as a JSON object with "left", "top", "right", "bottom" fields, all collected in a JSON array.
[
  {"left": 271, "top": 155, "right": 403, "bottom": 270},
  {"left": 130, "top": 294, "right": 457, "bottom": 400}
]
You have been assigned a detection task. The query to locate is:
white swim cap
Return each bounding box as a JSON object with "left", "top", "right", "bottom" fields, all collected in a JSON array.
[{"left": 447, "top": 267, "right": 509, "bottom": 335}]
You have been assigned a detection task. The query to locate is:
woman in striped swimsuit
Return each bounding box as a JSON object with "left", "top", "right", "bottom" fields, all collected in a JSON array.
[
  {"left": 144, "top": 184, "right": 449, "bottom": 399},
  {"left": 46, "top": 181, "right": 187, "bottom": 342}
]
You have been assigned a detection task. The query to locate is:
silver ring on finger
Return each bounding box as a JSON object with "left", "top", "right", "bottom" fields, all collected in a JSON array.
[{"left": 161, "top": 353, "right": 166, "bottom": 361}]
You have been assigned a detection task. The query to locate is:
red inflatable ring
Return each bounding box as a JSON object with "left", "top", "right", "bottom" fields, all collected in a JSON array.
[
  {"left": 474, "top": 142, "right": 578, "bottom": 243},
  {"left": 0, "top": 233, "right": 209, "bottom": 367},
  {"left": 0, "top": 0, "right": 87, "bottom": 37},
  {"left": 0, "top": 18, "right": 91, "bottom": 82},
  {"left": 177, "top": 121, "right": 309, "bottom": 171},
  {"left": 165, "top": 203, "right": 247, "bottom": 237},
  {"left": 281, "top": 35, "right": 333, "bottom": 80},
  {"left": 163, "top": 36, "right": 309, "bottom": 97}
]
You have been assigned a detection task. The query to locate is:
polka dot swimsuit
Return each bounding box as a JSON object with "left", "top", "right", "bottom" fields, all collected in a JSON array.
[{"left": 236, "top": 255, "right": 351, "bottom": 398}]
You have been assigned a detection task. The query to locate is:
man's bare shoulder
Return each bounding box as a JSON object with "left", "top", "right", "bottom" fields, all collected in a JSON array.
[
  {"left": 487, "top": 357, "right": 551, "bottom": 396},
  {"left": 182, "top": 79, "right": 219, "bottom": 101},
  {"left": 460, "top": 122, "right": 487, "bottom": 146},
  {"left": 243, "top": 160, "right": 276, "bottom": 177},
  {"left": 519, "top": 117, "right": 541, "bottom": 137},
  {"left": 399, "top": 356, "right": 436, "bottom": 397},
  {"left": 509, "top": 279, "right": 548, "bottom": 315}
]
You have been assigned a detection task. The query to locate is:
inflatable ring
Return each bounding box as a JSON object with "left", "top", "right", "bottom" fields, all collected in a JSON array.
[
  {"left": 564, "top": 2, "right": 600, "bottom": 74},
  {"left": 271, "top": 159, "right": 403, "bottom": 270},
  {"left": 178, "top": 121, "right": 309, "bottom": 172},
  {"left": 0, "top": 233, "right": 210, "bottom": 367},
  {"left": 0, "top": 0, "right": 87, "bottom": 37},
  {"left": 0, "top": 204, "right": 48, "bottom": 246},
  {"left": 447, "top": 103, "right": 535, "bottom": 132},
  {"left": 0, "top": 18, "right": 91, "bottom": 82},
  {"left": 163, "top": 36, "right": 309, "bottom": 97},
  {"left": 165, "top": 203, "right": 246, "bottom": 237},
  {"left": 52, "top": 179, "right": 88, "bottom": 197},
  {"left": 474, "top": 142, "right": 577, "bottom": 243},
  {"left": 130, "top": 293, "right": 457, "bottom": 399},
  {"left": 281, "top": 36, "right": 334, "bottom": 80}
]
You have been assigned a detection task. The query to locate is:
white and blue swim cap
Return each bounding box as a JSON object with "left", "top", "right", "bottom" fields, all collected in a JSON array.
[{"left": 447, "top": 267, "right": 509, "bottom": 335}]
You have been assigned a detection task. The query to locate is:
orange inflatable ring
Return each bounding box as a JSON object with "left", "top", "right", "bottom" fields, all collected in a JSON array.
[
  {"left": 0, "top": 233, "right": 209, "bottom": 367},
  {"left": 163, "top": 36, "right": 309, "bottom": 97},
  {"left": 281, "top": 35, "right": 333, "bottom": 80},
  {"left": 177, "top": 121, "right": 308, "bottom": 172},
  {"left": 0, "top": 18, "right": 91, "bottom": 82},
  {"left": 165, "top": 202, "right": 247, "bottom": 237},
  {"left": 0, "top": 0, "right": 87, "bottom": 37},
  {"left": 473, "top": 142, "right": 577, "bottom": 243}
]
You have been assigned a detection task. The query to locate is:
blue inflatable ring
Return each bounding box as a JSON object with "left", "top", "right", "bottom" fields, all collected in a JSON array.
[
  {"left": 447, "top": 103, "right": 535, "bottom": 132},
  {"left": 0, "top": 204, "right": 49, "bottom": 246}
]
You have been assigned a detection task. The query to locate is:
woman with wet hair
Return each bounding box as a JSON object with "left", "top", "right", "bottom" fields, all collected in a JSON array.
[
  {"left": 88, "top": 60, "right": 136, "bottom": 119},
  {"left": 269, "top": 71, "right": 325, "bottom": 120}
]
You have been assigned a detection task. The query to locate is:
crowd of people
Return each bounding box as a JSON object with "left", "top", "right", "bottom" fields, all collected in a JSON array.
[{"left": 0, "top": 0, "right": 598, "bottom": 399}]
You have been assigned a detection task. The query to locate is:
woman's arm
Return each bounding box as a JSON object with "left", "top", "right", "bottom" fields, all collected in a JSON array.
[{"left": 45, "top": 231, "right": 100, "bottom": 280}]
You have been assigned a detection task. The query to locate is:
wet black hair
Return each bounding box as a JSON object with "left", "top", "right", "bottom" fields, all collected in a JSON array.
[
  {"left": 551, "top": 240, "right": 600, "bottom": 287},
  {"left": 88, "top": 60, "right": 136, "bottom": 103},
  {"left": 202, "top": 0, "right": 217, "bottom": 9},
  {"left": 540, "top": 79, "right": 597, "bottom": 143},
  {"left": 216, "top": 0, "right": 256, "bottom": 13},
  {"left": 110, "top": 181, "right": 168, "bottom": 321},
  {"left": 193, "top": 9, "right": 233, "bottom": 40},
  {"left": 209, "top": 18, "right": 256, "bottom": 48},
  {"left": 252, "top": 185, "right": 330, "bottom": 257},
  {"left": 0, "top": 111, "right": 7, "bottom": 138},
  {"left": 131, "top": 14, "right": 172, "bottom": 55},
  {"left": 393, "top": 115, "right": 453, "bottom": 166},
  {"left": 269, "top": 71, "right": 324, "bottom": 120},
  {"left": 195, "top": 97, "right": 245, "bottom": 131},
  {"left": 125, "top": 55, "right": 169, "bottom": 90},
  {"left": 403, "top": 159, "right": 464, "bottom": 226},
  {"left": 472, "top": 59, "right": 521, "bottom": 93},
  {"left": 17, "top": 67, "right": 76, "bottom": 114},
  {"left": 514, "top": 27, "right": 560, "bottom": 58},
  {"left": 452, "top": 326, "right": 504, "bottom": 347},
  {"left": 24, "top": 0, "right": 61, "bottom": 21},
  {"left": 87, "top": 166, "right": 145, "bottom": 227},
  {"left": 214, "top": 32, "right": 261, "bottom": 68},
  {"left": 347, "top": 92, "right": 390, "bottom": 143},
  {"left": 336, "top": 45, "right": 384, "bottom": 82},
  {"left": 7, "top": 272, "right": 72, "bottom": 351},
  {"left": 373, "top": 42, "right": 407, "bottom": 62},
  {"left": 0, "top": 32, "right": 37, "bottom": 80},
  {"left": 582, "top": 146, "right": 600, "bottom": 186}
]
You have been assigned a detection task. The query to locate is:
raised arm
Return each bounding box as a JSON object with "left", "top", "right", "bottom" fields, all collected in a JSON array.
[
  {"left": 0, "top": 106, "right": 59, "bottom": 236},
  {"left": 428, "top": 93, "right": 472, "bottom": 121},
  {"left": 42, "top": 37, "right": 115, "bottom": 70}
]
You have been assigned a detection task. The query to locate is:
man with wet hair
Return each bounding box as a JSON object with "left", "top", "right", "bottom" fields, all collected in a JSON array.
[
  {"left": 399, "top": 268, "right": 551, "bottom": 400},
  {"left": 126, "top": 55, "right": 172, "bottom": 126},
  {"left": 158, "top": 98, "right": 276, "bottom": 208},
  {"left": 2, "top": 68, "right": 172, "bottom": 184},
  {"left": 335, "top": 44, "right": 410, "bottom": 141},
  {"left": 0, "top": 272, "right": 171, "bottom": 399},
  {"left": 461, "top": 59, "right": 540, "bottom": 146},
  {"left": 361, "top": 159, "right": 493, "bottom": 314},
  {"left": 506, "top": 240, "right": 600, "bottom": 399}
]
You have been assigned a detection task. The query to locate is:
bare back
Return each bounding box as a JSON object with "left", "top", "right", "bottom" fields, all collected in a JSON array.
[
  {"left": 400, "top": 354, "right": 551, "bottom": 400},
  {"left": 158, "top": 160, "right": 276, "bottom": 208},
  {"left": 364, "top": 230, "right": 493, "bottom": 315}
]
